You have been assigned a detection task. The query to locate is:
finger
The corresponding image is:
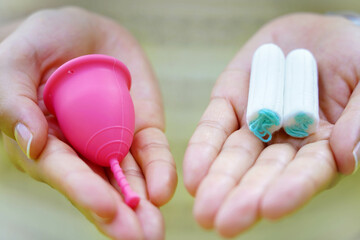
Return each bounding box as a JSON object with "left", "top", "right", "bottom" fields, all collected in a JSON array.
[
  {"left": 193, "top": 127, "right": 263, "bottom": 229},
  {"left": 330, "top": 83, "right": 360, "bottom": 174},
  {"left": 107, "top": 152, "right": 148, "bottom": 200},
  {"left": 261, "top": 140, "right": 337, "bottom": 219},
  {"left": 215, "top": 143, "right": 296, "bottom": 237},
  {"left": 131, "top": 128, "right": 177, "bottom": 206},
  {"left": 183, "top": 98, "right": 239, "bottom": 196},
  {"left": 135, "top": 201, "right": 165, "bottom": 240},
  {"left": 0, "top": 70, "right": 48, "bottom": 159}
]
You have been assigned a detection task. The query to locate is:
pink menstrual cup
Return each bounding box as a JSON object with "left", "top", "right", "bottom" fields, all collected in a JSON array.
[{"left": 43, "top": 54, "right": 140, "bottom": 208}]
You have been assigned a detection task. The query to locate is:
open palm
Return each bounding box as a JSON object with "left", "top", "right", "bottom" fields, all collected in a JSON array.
[
  {"left": 183, "top": 13, "right": 360, "bottom": 237},
  {"left": 0, "top": 7, "right": 177, "bottom": 240}
]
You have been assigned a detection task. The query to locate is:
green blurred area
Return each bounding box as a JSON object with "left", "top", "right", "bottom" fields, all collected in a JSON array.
[{"left": 1, "top": 1, "right": 360, "bottom": 239}]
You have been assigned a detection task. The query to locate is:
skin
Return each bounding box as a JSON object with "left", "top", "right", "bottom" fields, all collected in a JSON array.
[
  {"left": 0, "top": 7, "right": 177, "bottom": 240},
  {"left": 183, "top": 13, "right": 360, "bottom": 237}
]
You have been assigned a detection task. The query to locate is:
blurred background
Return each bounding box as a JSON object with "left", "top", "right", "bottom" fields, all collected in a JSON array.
[{"left": 1, "top": 0, "right": 360, "bottom": 239}]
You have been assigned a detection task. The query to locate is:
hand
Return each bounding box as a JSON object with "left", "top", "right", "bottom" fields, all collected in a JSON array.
[
  {"left": 0, "top": 7, "right": 177, "bottom": 240},
  {"left": 183, "top": 13, "right": 360, "bottom": 237}
]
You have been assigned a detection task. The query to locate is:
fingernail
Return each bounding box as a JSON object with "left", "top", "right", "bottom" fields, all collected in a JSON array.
[
  {"left": 352, "top": 141, "right": 360, "bottom": 174},
  {"left": 14, "top": 123, "right": 33, "bottom": 159}
]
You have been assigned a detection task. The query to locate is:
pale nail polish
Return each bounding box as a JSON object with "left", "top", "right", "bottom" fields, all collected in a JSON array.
[
  {"left": 352, "top": 141, "right": 360, "bottom": 174},
  {"left": 14, "top": 123, "right": 33, "bottom": 159}
]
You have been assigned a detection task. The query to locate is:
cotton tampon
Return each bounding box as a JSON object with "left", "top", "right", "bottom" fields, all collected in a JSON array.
[
  {"left": 283, "top": 49, "right": 319, "bottom": 138},
  {"left": 246, "top": 43, "right": 285, "bottom": 142}
]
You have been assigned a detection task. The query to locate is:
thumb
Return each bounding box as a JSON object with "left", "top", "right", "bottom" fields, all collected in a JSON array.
[
  {"left": 0, "top": 41, "right": 48, "bottom": 160},
  {"left": 330, "top": 83, "right": 360, "bottom": 175}
]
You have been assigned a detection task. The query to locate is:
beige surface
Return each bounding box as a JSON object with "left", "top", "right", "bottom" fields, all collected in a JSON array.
[{"left": 1, "top": 1, "right": 360, "bottom": 239}]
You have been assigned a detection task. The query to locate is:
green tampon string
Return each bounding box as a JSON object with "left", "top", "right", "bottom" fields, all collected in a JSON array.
[
  {"left": 284, "top": 112, "right": 314, "bottom": 138},
  {"left": 249, "top": 109, "right": 280, "bottom": 142}
]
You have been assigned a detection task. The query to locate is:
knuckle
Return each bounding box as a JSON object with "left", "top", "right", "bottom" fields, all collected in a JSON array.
[
  {"left": 197, "top": 119, "right": 230, "bottom": 137},
  {"left": 223, "top": 142, "right": 254, "bottom": 158},
  {"left": 144, "top": 158, "right": 175, "bottom": 170},
  {"left": 207, "top": 171, "right": 237, "bottom": 186},
  {"left": 137, "top": 140, "right": 169, "bottom": 152},
  {"left": 122, "top": 168, "right": 144, "bottom": 179},
  {"left": 133, "top": 127, "right": 169, "bottom": 152},
  {"left": 187, "top": 141, "right": 221, "bottom": 155}
]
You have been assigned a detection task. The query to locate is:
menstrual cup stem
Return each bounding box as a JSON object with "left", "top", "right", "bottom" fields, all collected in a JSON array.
[{"left": 109, "top": 158, "right": 140, "bottom": 209}]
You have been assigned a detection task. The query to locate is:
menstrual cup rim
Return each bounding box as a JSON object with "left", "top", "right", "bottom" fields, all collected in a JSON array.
[{"left": 43, "top": 54, "right": 132, "bottom": 115}]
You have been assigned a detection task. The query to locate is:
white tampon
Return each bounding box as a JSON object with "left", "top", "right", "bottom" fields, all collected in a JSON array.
[
  {"left": 246, "top": 43, "right": 285, "bottom": 142},
  {"left": 283, "top": 49, "right": 319, "bottom": 138}
]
